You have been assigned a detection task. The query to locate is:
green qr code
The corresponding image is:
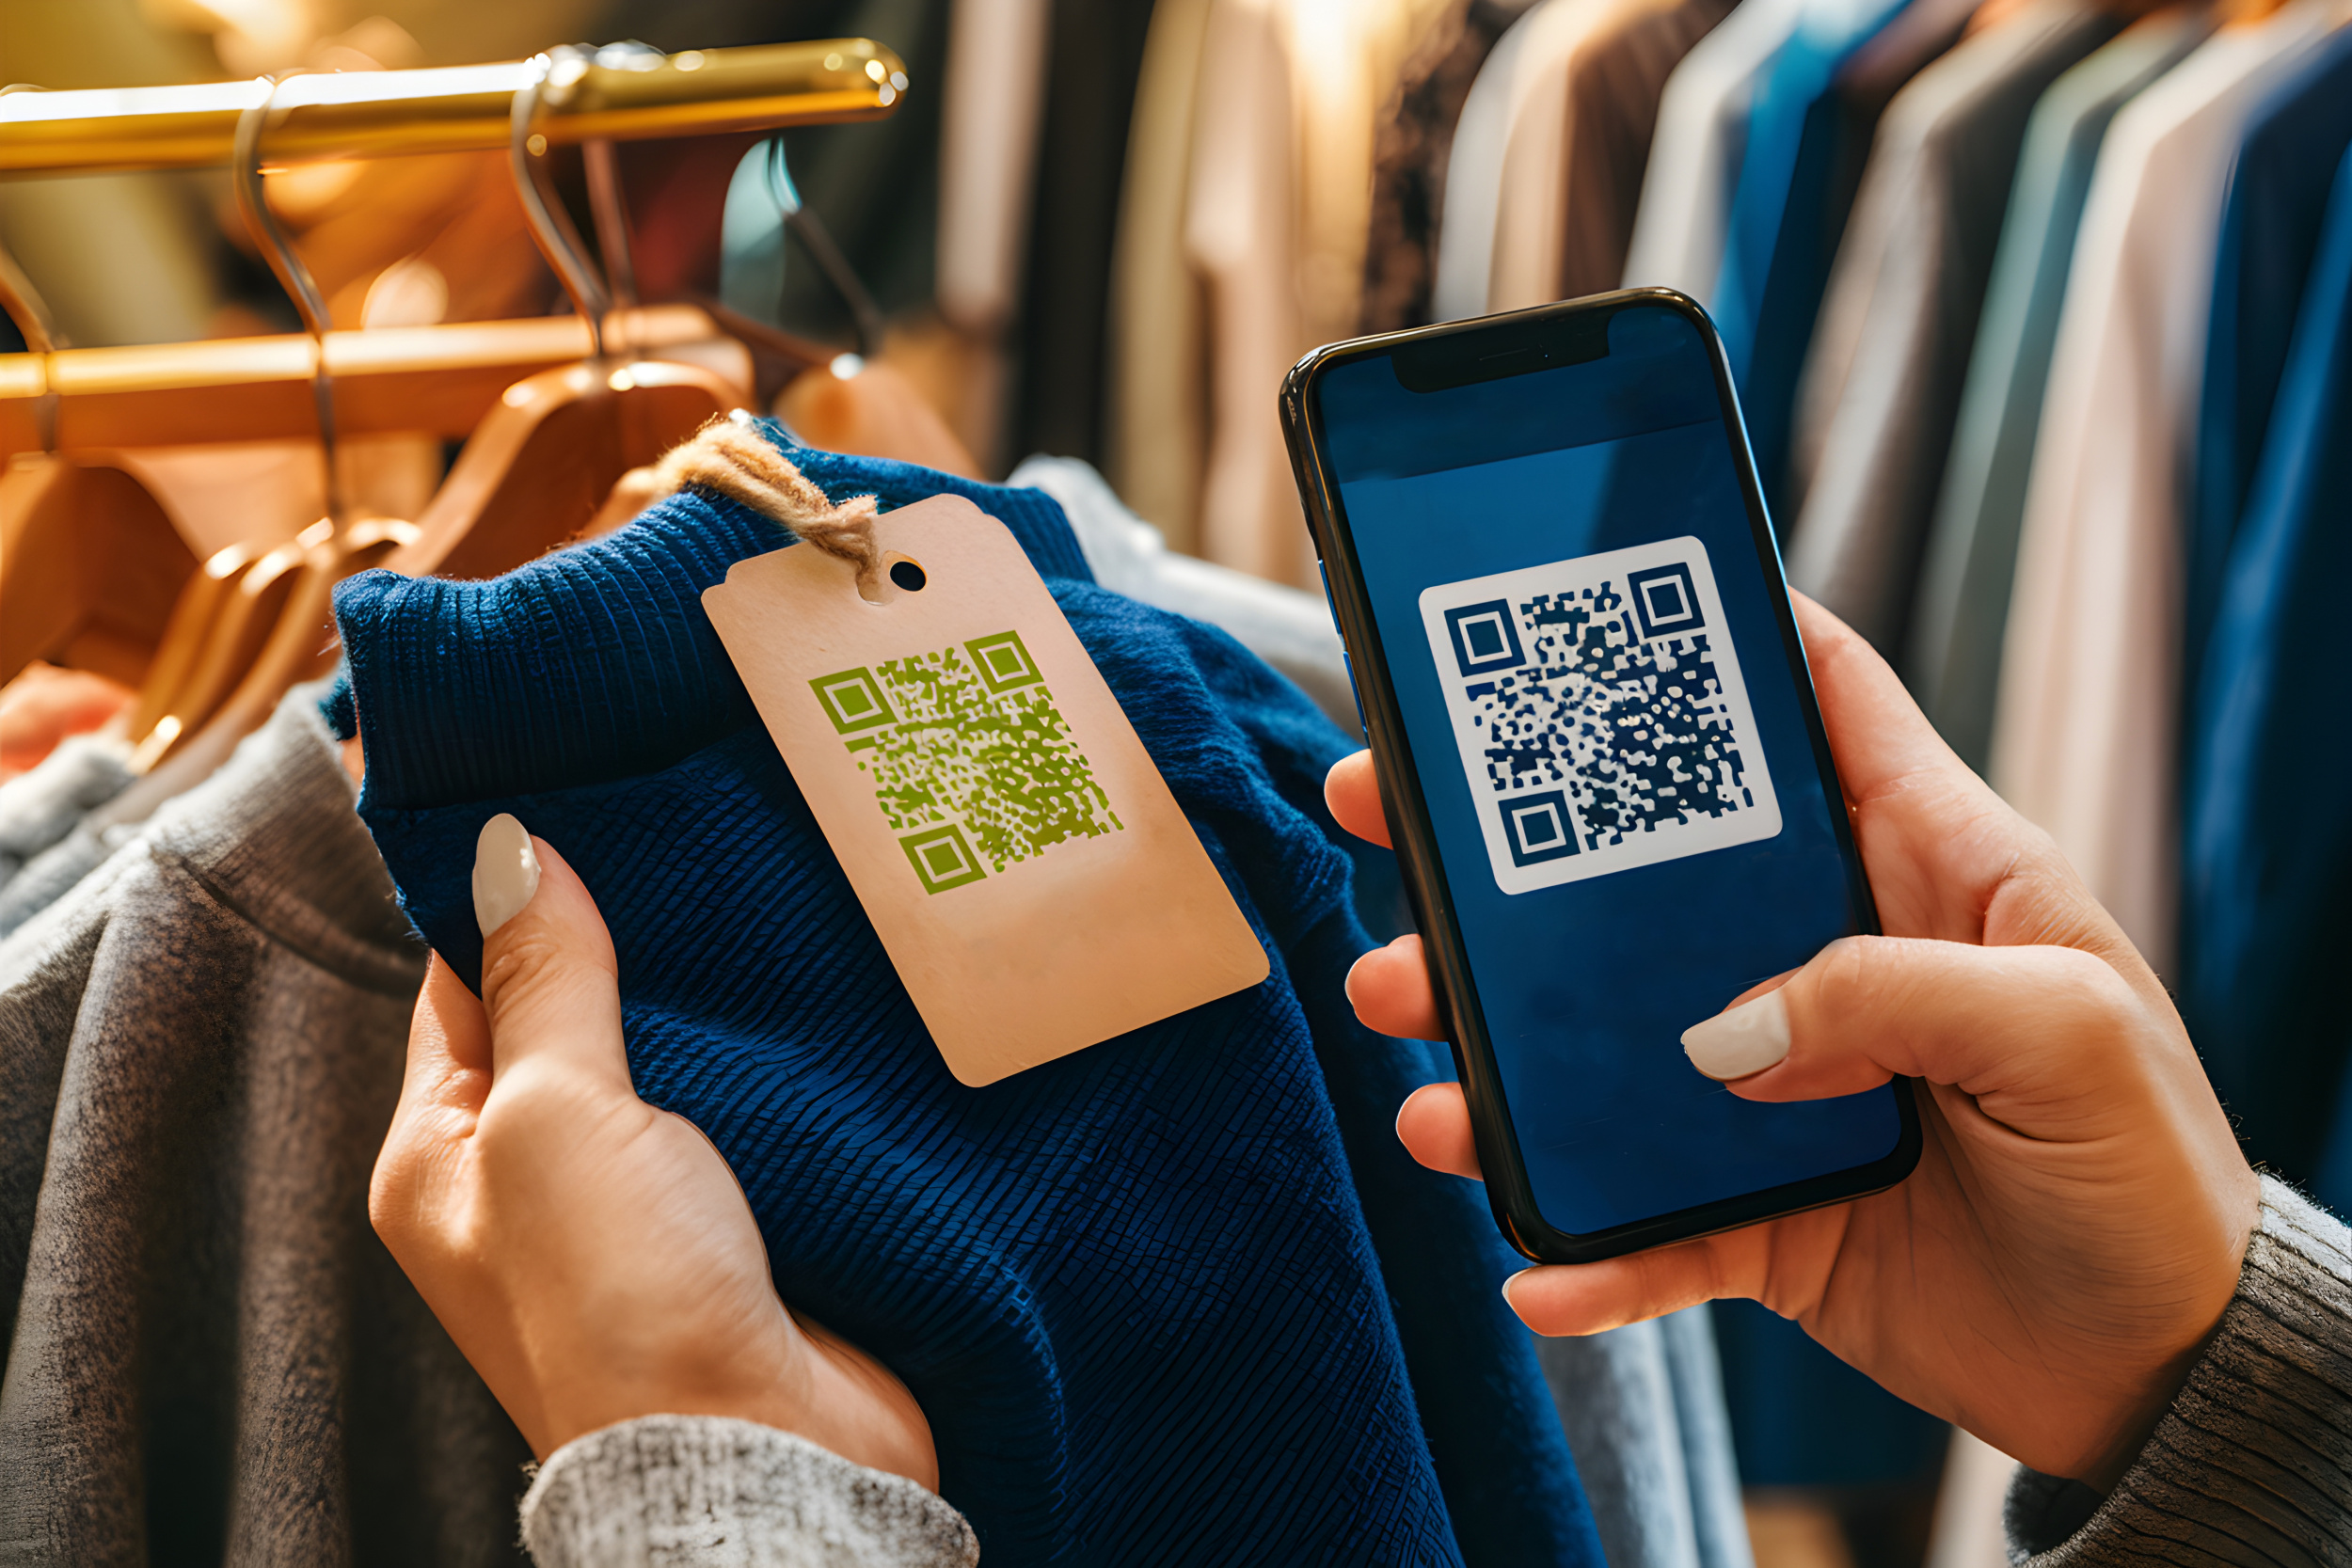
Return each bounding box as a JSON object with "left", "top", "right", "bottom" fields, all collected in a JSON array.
[{"left": 812, "top": 630, "right": 1123, "bottom": 892}]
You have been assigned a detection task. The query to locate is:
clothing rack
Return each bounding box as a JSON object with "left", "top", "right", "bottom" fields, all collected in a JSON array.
[
  {"left": 0, "top": 40, "right": 907, "bottom": 456},
  {"left": 0, "top": 40, "right": 905, "bottom": 176}
]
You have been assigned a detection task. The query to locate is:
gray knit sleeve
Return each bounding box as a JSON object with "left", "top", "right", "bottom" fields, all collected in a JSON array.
[
  {"left": 519, "top": 1416, "right": 979, "bottom": 1568},
  {"left": 2006, "top": 1176, "right": 2352, "bottom": 1566}
]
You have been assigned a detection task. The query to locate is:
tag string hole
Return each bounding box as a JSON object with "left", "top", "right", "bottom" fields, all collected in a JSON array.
[{"left": 888, "top": 559, "right": 928, "bottom": 592}]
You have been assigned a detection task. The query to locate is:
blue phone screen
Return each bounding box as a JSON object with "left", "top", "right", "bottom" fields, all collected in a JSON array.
[{"left": 1317, "top": 303, "right": 1902, "bottom": 1236}]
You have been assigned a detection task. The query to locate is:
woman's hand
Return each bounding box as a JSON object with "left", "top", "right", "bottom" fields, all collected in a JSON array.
[
  {"left": 1332, "top": 594, "right": 2259, "bottom": 1491},
  {"left": 370, "top": 816, "right": 936, "bottom": 1484}
]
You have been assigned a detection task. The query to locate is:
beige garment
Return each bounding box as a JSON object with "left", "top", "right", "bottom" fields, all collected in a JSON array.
[
  {"left": 935, "top": 0, "right": 1054, "bottom": 335},
  {"left": 1105, "top": 0, "right": 1217, "bottom": 555},
  {"left": 1182, "top": 0, "right": 1454, "bottom": 587},
  {"left": 1989, "top": 0, "right": 2344, "bottom": 976},
  {"left": 1486, "top": 0, "right": 1646, "bottom": 312},
  {"left": 1184, "top": 0, "right": 1313, "bottom": 585}
]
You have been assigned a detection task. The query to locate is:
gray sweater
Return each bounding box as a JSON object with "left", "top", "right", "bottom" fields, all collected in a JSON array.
[
  {"left": 523, "top": 1176, "right": 2352, "bottom": 1568},
  {"left": 0, "top": 689, "right": 530, "bottom": 1564}
]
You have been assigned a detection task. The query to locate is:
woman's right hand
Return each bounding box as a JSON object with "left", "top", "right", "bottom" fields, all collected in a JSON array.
[{"left": 1334, "top": 594, "right": 2262, "bottom": 1492}]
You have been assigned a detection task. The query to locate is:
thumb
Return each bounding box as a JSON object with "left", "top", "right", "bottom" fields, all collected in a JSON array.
[
  {"left": 472, "top": 814, "right": 631, "bottom": 1090},
  {"left": 1680, "top": 935, "right": 2155, "bottom": 1137}
]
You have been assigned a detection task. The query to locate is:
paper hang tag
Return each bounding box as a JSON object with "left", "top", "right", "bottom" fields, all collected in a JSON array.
[{"left": 703, "top": 492, "right": 1270, "bottom": 1086}]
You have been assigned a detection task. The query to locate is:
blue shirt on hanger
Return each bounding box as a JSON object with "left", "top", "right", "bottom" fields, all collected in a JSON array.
[
  {"left": 2185, "top": 26, "right": 2352, "bottom": 693},
  {"left": 2183, "top": 144, "right": 2352, "bottom": 1204},
  {"left": 1709, "top": 0, "right": 1915, "bottom": 502}
]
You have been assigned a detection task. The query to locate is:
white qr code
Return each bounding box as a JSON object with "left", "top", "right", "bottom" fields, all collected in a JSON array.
[{"left": 1419, "top": 536, "right": 1781, "bottom": 895}]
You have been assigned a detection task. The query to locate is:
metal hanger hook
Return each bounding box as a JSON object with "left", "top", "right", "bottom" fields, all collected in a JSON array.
[
  {"left": 232, "top": 75, "right": 342, "bottom": 523},
  {"left": 0, "top": 241, "right": 61, "bottom": 451},
  {"left": 511, "top": 50, "right": 613, "bottom": 360},
  {"left": 1, "top": 87, "right": 68, "bottom": 451},
  {"left": 766, "top": 136, "right": 885, "bottom": 360}
]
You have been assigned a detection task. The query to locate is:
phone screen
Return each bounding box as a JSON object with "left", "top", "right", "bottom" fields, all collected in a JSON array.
[{"left": 1312, "top": 300, "right": 1904, "bottom": 1238}]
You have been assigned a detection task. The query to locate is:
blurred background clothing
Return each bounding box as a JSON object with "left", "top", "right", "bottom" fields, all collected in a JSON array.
[{"left": 9, "top": 0, "right": 2352, "bottom": 1562}]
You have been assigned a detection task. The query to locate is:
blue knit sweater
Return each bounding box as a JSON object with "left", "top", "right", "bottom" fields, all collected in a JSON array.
[{"left": 332, "top": 431, "right": 1602, "bottom": 1567}]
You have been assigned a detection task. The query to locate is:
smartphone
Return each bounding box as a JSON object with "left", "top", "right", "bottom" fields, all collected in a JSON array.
[{"left": 1281, "top": 289, "right": 1920, "bottom": 1264}]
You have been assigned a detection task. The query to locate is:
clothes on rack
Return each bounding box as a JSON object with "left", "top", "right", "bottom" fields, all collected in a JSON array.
[
  {"left": 0, "top": 12, "right": 1805, "bottom": 1561},
  {"left": 1990, "top": 0, "right": 2344, "bottom": 979},
  {"left": 1622, "top": 0, "right": 1814, "bottom": 301},
  {"left": 1541, "top": 1309, "right": 1756, "bottom": 1568},
  {"left": 1361, "top": 0, "right": 1534, "bottom": 334},
  {"left": 331, "top": 430, "right": 1608, "bottom": 1568},
  {"left": 1104, "top": 0, "right": 1218, "bottom": 555},
  {"left": 0, "top": 684, "right": 529, "bottom": 1564},
  {"left": 1008, "top": 454, "right": 1359, "bottom": 731},
  {"left": 0, "top": 736, "right": 132, "bottom": 895},
  {"left": 1007, "top": 0, "right": 1162, "bottom": 468},
  {"left": 2181, "top": 24, "right": 2352, "bottom": 695},
  {"left": 1434, "top": 0, "right": 1736, "bottom": 321},
  {"left": 1904, "top": 4, "right": 2215, "bottom": 773},
  {"left": 2181, "top": 140, "right": 2352, "bottom": 1208},
  {"left": 1710, "top": 0, "right": 1970, "bottom": 504},
  {"left": 1783, "top": 0, "right": 2123, "bottom": 657}
]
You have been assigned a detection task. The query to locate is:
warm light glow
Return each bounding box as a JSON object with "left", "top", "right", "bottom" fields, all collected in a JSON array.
[
  {"left": 361, "top": 256, "right": 448, "bottom": 328},
  {"left": 0, "top": 80, "right": 265, "bottom": 125},
  {"left": 675, "top": 51, "right": 707, "bottom": 71},
  {"left": 830, "top": 353, "right": 864, "bottom": 380},
  {"left": 129, "top": 715, "right": 183, "bottom": 775},
  {"left": 269, "top": 61, "right": 532, "bottom": 109},
  {"left": 866, "top": 59, "right": 887, "bottom": 82},
  {"left": 608, "top": 368, "right": 637, "bottom": 390}
]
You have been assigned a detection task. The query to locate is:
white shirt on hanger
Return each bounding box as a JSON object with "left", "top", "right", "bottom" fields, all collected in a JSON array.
[
  {"left": 1989, "top": 0, "right": 2348, "bottom": 977},
  {"left": 1433, "top": 1, "right": 1545, "bottom": 322},
  {"left": 1619, "top": 0, "right": 1810, "bottom": 303}
]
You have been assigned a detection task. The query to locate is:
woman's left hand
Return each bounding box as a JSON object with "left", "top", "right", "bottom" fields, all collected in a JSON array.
[{"left": 369, "top": 816, "right": 937, "bottom": 1482}]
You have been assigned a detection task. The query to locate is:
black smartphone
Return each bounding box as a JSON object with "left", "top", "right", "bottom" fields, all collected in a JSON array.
[{"left": 1281, "top": 288, "right": 1920, "bottom": 1264}]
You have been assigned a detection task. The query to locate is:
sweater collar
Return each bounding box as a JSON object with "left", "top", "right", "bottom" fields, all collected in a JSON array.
[{"left": 335, "top": 429, "right": 1091, "bottom": 811}]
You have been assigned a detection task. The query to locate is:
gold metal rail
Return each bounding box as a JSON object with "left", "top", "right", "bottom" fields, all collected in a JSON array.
[{"left": 0, "top": 39, "right": 907, "bottom": 176}]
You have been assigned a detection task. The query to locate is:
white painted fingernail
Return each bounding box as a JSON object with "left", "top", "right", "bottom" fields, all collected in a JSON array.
[
  {"left": 1682, "top": 989, "right": 1791, "bottom": 1080},
  {"left": 473, "top": 813, "right": 541, "bottom": 937}
]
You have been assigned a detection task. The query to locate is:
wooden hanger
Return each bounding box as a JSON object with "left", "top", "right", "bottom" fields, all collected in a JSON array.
[
  {"left": 385, "top": 51, "right": 748, "bottom": 580},
  {"left": 0, "top": 304, "right": 741, "bottom": 464},
  {"left": 139, "top": 84, "right": 430, "bottom": 771},
  {"left": 0, "top": 240, "right": 199, "bottom": 692},
  {"left": 0, "top": 36, "right": 902, "bottom": 464},
  {"left": 115, "top": 539, "right": 260, "bottom": 752}
]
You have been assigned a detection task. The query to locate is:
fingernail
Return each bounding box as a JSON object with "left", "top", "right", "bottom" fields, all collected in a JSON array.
[
  {"left": 1681, "top": 989, "right": 1790, "bottom": 1080},
  {"left": 473, "top": 813, "right": 541, "bottom": 937}
]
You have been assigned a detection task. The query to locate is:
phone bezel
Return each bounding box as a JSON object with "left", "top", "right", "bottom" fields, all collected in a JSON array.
[{"left": 1280, "top": 287, "right": 1923, "bottom": 1265}]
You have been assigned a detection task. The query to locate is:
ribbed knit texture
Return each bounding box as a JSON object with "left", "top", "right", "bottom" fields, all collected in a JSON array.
[
  {"left": 2007, "top": 1176, "right": 2352, "bottom": 1565},
  {"left": 520, "top": 1417, "right": 977, "bottom": 1568},
  {"left": 333, "top": 426, "right": 1603, "bottom": 1568}
]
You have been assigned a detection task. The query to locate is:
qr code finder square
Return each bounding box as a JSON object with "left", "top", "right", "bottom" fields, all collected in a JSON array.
[
  {"left": 811, "top": 633, "right": 1124, "bottom": 895},
  {"left": 1446, "top": 600, "right": 1527, "bottom": 675},
  {"left": 1502, "top": 791, "right": 1581, "bottom": 865},
  {"left": 1418, "top": 537, "right": 1782, "bottom": 894}
]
